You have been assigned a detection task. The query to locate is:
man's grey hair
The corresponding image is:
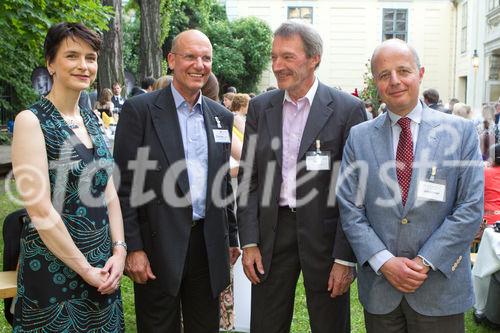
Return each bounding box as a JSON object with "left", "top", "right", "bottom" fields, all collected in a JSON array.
[
  {"left": 274, "top": 21, "right": 323, "bottom": 69},
  {"left": 370, "top": 38, "right": 421, "bottom": 75}
]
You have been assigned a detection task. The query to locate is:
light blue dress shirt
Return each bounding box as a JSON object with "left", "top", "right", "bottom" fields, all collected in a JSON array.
[{"left": 171, "top": 84, "right": 208, "bottom": 221}]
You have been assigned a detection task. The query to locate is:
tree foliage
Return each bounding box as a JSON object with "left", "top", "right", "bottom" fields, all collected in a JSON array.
[
  {"left": 0, "top": 0, "right": 113, "bottom": 116},
  {"left": 161, "top": 0, "right": 215, "bottom": 59},
  {"left": 123, "top": 0, "right": 272, "bottom": 94},
  {"left": 359, "top": 61, "right": 381, "bottom": 112},
  {"left": 203, "top": 20, "right": 245, "bottom": 90},
  {"left": 123, "top": 14, "right": 140, "bottom": 78},
  {"left": 229, "top": 17, "right": 272, "bottom": 93},
  {"left": 203, "top": 16, "right": 272, "bottom": 93},
  {"left": 158, "top": 0, "right": 272, "bottom": 93}
]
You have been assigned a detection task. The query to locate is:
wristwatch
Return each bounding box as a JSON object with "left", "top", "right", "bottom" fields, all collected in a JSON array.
[
  {"left": 418, "top": 255, "right": 432, "bottom": 268},
  {"left": 112, "top": 240, "right": 127, "bottom": 251}
]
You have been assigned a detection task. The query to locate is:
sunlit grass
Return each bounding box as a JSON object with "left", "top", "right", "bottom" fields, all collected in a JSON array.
[{"left": 0, "top": 179, "right": 495, "bottom": 332}]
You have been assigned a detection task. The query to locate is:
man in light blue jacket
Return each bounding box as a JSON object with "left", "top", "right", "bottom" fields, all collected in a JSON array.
[{"left": 337, "top": 38, "right": 484, "bottom": 333}]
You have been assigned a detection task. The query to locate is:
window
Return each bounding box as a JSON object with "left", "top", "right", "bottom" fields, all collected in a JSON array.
[
  {"left": 382, "top": 9, "right": 408, "bottom": 41},
  {"left": 461, "top": 2, "right": 467, "bottom": 53},
  {"left": 288, "top": 6, "right": 313, "bottom": 24},
  {"left": 489, "top": 0, "right": 500, "bottom": 11}
]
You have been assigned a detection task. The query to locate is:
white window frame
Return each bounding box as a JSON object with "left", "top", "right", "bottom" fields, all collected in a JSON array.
[
  {"left": 461, "top": 1, "right": 468, "bottom": 54},
  {"left": 381, "top": 2, "right": 411, "bottom": 43},
  {"left": 382, "top": 8, "right": 408, "bottom": 41},
  {"left": 285, "top": 2, "right": 315, "bottom": 25}
]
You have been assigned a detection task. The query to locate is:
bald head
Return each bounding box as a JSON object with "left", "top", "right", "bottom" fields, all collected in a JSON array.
[
  {"left": 171, "top": 29, "right": 212, "bottom": 54},
  {"left": 370, "top": 39, "right": 421, "bottom": 75},
  {"left": 167, "top": 29, "right": 213, "bottom": 105},
  {"left": 370, "top": 38, "right": 425, "bottom": 116}
]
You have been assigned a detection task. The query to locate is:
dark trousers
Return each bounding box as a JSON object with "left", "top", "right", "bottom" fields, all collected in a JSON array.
[
  {"left": 134, "top": 223, "right": 219, "bottom": 333},
  {"left": 250, "top": 209, "right": 350, "bottom": 333},
  {"left": 364, "top": 298, "right": 464, "bottom": 333}
]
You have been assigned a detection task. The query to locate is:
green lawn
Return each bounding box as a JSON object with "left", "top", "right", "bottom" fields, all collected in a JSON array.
[{"left": 0, "top": 180, "right": 495, "bottom": 332}]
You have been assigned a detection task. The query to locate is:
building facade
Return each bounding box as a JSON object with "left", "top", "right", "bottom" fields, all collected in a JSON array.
[{"left": 225, "top": 0, "right": 456, "bottom": 105}]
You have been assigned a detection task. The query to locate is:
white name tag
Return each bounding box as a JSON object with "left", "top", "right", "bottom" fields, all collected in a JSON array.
[
  {"left": 306, "top": 152, "right": 330, "bottom": 171},
  {"left": 213, "top": 129, "right": 231, "bottom": 143},
  {"left": 417, "top": 180, "right": 446, "bottom": 202}
]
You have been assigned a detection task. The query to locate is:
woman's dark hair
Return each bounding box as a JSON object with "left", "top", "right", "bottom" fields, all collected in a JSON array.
[{"left": 44, "top": 22, "right": 102, "bottom": 64}]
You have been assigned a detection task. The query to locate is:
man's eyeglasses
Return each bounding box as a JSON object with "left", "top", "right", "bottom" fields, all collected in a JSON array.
[{"left": 171, "top": 52, "right": 212, "bottom": 64}]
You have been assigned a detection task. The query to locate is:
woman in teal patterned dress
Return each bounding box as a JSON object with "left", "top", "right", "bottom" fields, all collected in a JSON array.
[{"left": 11, "top": 22, "right": 125, "bottom": 332}]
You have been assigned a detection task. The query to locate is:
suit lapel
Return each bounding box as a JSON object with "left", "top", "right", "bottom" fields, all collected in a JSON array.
[
  {"left": 403, "top": 106, "right": 441, "bottom": 214},
  {"left": 264, "top": 91, "right": 285, "bottom": 169},
  {"left": 370, "top": 113, "right": 394, "bottom": 170},
  {"left": 297, "top": 83, "right": 335, "bottom": 161},
  {"left": 202, "top": 99, "right": 223, "bottom": 212},
  {"left": 370, "top": 113, "right": 403, "bottom": 213},
  {"left": 150, "top": 86, "right": 190, "bottom": 197}
]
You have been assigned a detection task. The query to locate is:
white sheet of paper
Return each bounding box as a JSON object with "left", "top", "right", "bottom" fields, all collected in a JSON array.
[
  {"left": 417, "top": 180, "right": 446, "bottom": 202},
  {"left": 213, "top": 129, "right": 231, "bottom": 143},
  {"left": 306, "top": 154, "right": 330, "bottom": 171}
]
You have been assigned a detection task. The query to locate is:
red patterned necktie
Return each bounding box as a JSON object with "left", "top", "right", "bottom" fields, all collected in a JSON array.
[{"left": 396, "top": 117, "right": 413, "bottom": 206}]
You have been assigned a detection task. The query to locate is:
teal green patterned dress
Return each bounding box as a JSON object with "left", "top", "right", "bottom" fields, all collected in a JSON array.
[{"left": 13, "top": 98, "right": 124, "bottom": 332}]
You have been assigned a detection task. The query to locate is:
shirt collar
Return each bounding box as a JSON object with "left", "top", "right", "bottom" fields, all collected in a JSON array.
[
  {"left": 283, "top": 77, "right": 319, "bottom": 106},
  {"left": 171, "top": 84, "right": 203, "bottom": 113},
  {"left": 387, "top": 99, "right": 423, "bottom": 127}
]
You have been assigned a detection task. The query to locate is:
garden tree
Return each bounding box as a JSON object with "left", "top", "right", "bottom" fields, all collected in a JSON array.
[
  {"left": 125, "top": 0, "right": 225, "bottom": 80},
  {"left": 203, "top": 20, "right": 245, "bottom": 91},
  {"left": 229, "top": 17, "right": 272, "bottom": 93},
  {"left": 359, "top": 61, "right": 381, "bottom": 112},
  {"left": 159, "top": 0, "right": 272, "bottom": 93},
  {"left": 0, "top": 0, "right": 112, "bottom": 116},
  {"left": 138, "top": 0, "right": 162, "bottom": 80},
  {"left": 123, "top": 11, "right": 140, "bottom": 78},
  {"left": 98, "top": 0, "right": 125, "bottom": 94},
  {"left": 160, "top": 0, "right": 216, "bottom": 62},
  {"left": 123, "top": 0, "right": 272, "bottom": 94},
  {"left": 204, "top": 16, "right": 272, "bottom": 93}
]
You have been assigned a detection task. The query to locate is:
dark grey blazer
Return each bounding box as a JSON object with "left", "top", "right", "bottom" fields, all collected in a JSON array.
[
  {"left": 237, "top": 81, "right": 366, "bottom": 289},
  {"left": 113, "top": 84, "right": 237, "bottom": 297}
]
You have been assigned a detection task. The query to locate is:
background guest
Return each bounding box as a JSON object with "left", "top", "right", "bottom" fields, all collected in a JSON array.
[
  {"left": 223, "top": 92, "right": 235, "bottom": 109},
  {"left": 484, "top": 143, "right": 500, "bottom": 225},
  {"left": 137, "top": 76, "right": 155, "bottom": 95},
  {"left": 228, "top": 93, "right": 249, "bottom": 178},
  {"left": 94, "top": 87, "right": 115, "bottom": 117},
  {"left": 152, "top": 75, "right": 173, "bottom": 91},
  {"left": 225, "top": 86, "right": 237, "bottom": 94},
  {"left": 448, "top": 98, "right": 459, "bottom": 113},
  {"left": 478, "top": 104, "right": 496, "bottom": 161},
  {"left": 111, "top": 81, "right": 125, "bottom": 111},
  {"left": 423, "top": 88, "right": 448, "bottom": 113},
  {"left": 452, "top": 102, "right": 472, "bottom": 119}
]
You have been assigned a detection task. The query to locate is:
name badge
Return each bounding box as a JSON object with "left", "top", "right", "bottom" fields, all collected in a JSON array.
[
  {"left": 213, "top": 129, "right": 231, "bottom": 143},
  {"left": 306, "top": 151, "right": 330, "bottom": 171},
  {"left": 417, "top": 180, "right": 446, "bottom": 202}
]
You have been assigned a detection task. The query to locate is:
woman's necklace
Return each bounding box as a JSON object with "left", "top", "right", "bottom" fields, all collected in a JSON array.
[
  {"left": 61, "top": 111, "right": 82, "bottom": 130},
  {"left": 43, "top": 95, "right": 82, "bottom": 129},
  {"left": 65, "top": 118, "right": 79, "bottom": 129}
]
